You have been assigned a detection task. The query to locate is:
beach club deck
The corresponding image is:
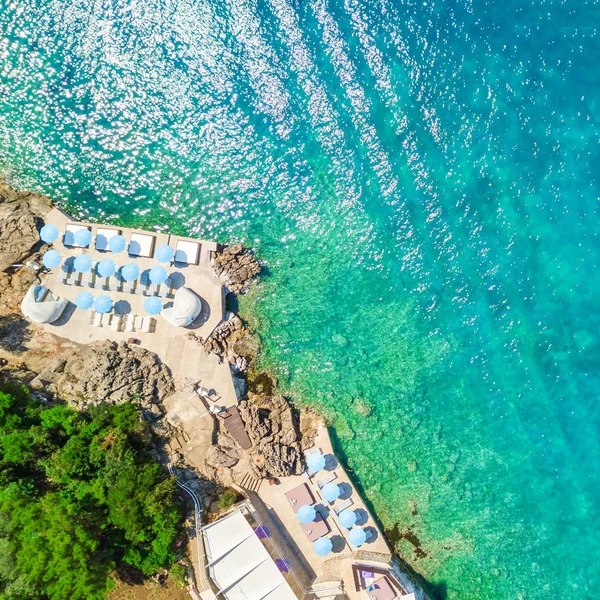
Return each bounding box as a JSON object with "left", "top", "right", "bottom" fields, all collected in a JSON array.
[{"left": 27, "top": 208, "right": 238, "bottom": 411}]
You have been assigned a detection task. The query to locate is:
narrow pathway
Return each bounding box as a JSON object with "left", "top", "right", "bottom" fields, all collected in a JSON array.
[{"left": 168, "top": 463, "right": 208, "bottom": 593}]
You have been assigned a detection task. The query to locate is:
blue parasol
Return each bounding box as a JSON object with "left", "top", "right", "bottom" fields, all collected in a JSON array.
[
  {"left": 108, "top": 234, "right": 127, "bottom": 253},
  {"left": 74, "top": 228, "right": 92, "bottom": 247},
  {"left": 322, "top": 482, "right": 341, "bottom": 503},
  {"left": 155, "top": 244, "right": 174, "bottom": 263},
  {"left": 40, "top": 224, "right": 59, "bottom": 243},
  {"left": 93, "top": 295, "right": 113, "bottom": 314},
  {"left": 338, "top": 509, "right": 357, "bottom": 529},
  {"left": 75, "top": 291, "right": 94, "bottom": 310},
  {"left": 313, "top": 537, "right": 333, "bottom": 557},
  {"left": 297, "top": 505, "right": 317, "bottom": 524},
  {"left": 144, "top": 296, "right": 163, "bottom": 315},
  {"left": 121, "top": 263, "right": 140, "bottom": 281},
  {"left": 149, "top": 265, "right": 168, "bottom": 284},
  {"left": 42, "top": 249, "right": 61, "bottom": 269},
  {"left": 348, "top": 527, "right": 367, "bottom": 547},
  {"left": 97, "top": 258, "right": 116, "bottom": 277},
  {"left": 306, "top": 453, "right": 326, "bottom": 473},
  {"left": 73, "top": 254, "right": 92, "bottom": 272}
]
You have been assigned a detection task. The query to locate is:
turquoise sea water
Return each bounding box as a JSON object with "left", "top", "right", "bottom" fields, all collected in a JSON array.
[{"left": 1, "top": 1, "right": 599, "bottom": 598}]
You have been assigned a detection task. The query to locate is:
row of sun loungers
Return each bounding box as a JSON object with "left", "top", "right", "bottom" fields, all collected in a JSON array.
[
  {"left": 89, "top": 311, "right": 157, "bottom": 333},
  {"left": 57, "top": 267, "right": 173, "bottom": 298}
]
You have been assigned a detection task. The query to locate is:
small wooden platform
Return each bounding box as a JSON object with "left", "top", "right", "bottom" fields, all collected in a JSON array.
[{"left": 222, "top": 406, "right": 252, "bottom": 450}]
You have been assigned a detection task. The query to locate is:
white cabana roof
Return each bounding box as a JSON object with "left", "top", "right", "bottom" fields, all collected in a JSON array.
[
  {"left": 129, "top": 232, "right": 155, "bottom": 258},
  {"left": 161, "top": 286, "right": 201, "bottom": 327},
  {"left": 174, "top": 239, "right": 200, "bottom": 265},
  {"left": 21, "top": 285, "right": 68, "bottom": 324},
  {"left": 95, "top": 227, "right": 120, "bottom": 251},
  {"left": 202, "top": 510, "right": 297, "bottom": 600},
  {"left": 64, "top": 223, "right": 91, "bottom": 247}
]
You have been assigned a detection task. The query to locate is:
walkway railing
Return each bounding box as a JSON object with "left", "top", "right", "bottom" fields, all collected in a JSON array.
[{"left": 168, "top": 463, "right": 210, "bottom": 592}]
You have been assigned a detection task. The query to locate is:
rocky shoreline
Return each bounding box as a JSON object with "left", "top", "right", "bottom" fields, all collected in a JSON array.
[
  {"left": 0, "top": 180, "right": 435, "bottom": 600},
  {"left": 0, "top": 179, "right": 316, "bottom": 500}
]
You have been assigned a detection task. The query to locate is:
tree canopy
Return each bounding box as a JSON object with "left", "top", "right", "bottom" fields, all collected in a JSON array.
[{"left": 0, "top": 383, "right": 182, "bottom": 600}]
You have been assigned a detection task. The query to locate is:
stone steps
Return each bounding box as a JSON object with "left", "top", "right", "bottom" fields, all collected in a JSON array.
[{"left": 239, "top": 472, "right": 262, "bottom": 493}]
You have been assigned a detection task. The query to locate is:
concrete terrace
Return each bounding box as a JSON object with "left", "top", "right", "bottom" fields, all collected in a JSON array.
[{"left": 38, "top": 207, "right": 238, "bottom": 412}]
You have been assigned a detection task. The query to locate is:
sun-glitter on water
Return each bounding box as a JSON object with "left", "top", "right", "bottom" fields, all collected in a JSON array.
[{"left": 1, "top": 0, "right": 599, "bottom": 598}]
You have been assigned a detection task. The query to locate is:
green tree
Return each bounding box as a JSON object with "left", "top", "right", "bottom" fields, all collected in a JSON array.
[{"left": 0, "top": 384, "right": 183, "bottom": 600}]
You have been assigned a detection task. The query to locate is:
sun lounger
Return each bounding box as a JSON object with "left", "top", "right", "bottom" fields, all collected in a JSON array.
[
  {"left": 135, "top": 273, "right": 148, "bottom": 295},
  {"left": 67, "top": 270, "right": 82, "bottom": 286},
  {"left": 89, "top": 311, "right": 96, "bottom": 325},
  {"left": 157, "top": 281, "right": 170, "bottom": 298},
  {"left": 100, "top": 313, "right": 112, "bottom": 327},
  {"left": 140, "top": 317, "right": 155, "bottom": 333},
  {"left": 317, "top": 472, "right": 337, "bottom": 489},
  {"left": 108, "top": 275, "right": 122, "bottom": 292},
  {"left": 174, "top": 239, "right": 200, "bottom": 265},
  {"left": 134, "top": 315, "right": 144, "bottom": 330},
  {"left": 88, "top": 268, "right": 97, "bottom": 288},
  {"left": 81, "top": 266, "right": 95, "bottom": 288},
  {"left": 334, "top": 498, "right": 354, "bottom": 515},
  {"left": 91, "top": 312, "right": 102, "bottom": 327},
  {"left": 110, "top": 315, "right": 123, "bottom": 332},
  {"left": 128, "top": 232, "right": 155, "bottom": 258},
  {"left": 122, "top": 279, "right": 137, "bottom": 294},
  {"left": 123, "top": 314, "right": 135, "bottom": 332},
  {"left": 56, "top": 268, "right": 67, "bottom": 285}
]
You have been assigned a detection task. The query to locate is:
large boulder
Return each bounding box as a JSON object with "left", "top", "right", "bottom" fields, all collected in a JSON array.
[{"left": 31, "top": 340, "right": 174, "bottom": 409}]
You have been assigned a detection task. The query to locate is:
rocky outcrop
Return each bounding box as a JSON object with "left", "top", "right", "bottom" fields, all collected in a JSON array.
[
  {"left": 0, "top": 182, "right": 52, "bottom": 273},
  {"left": 238, "top": 395, "right": 305, "bottom": 478},
  {"left": 194, "top": 311, "right": 257, "bottom": 374},
  {"left": 213, "top": 244, "right": 260, "bottom": 293},
  {"left": 29, "top": 340, "right": 174, "bottom": 410},
  {"left": 0, "top": 182, "right": 54, "bottom": 316},
  {"left": 205, "top": 444, "right": 240, "bottom": 469}
]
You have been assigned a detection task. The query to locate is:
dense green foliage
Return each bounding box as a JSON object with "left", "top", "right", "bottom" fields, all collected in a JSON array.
[
  {"left": 217, "top": 489, "right": 238, "bottom": 511},
  {"left": 0, "top": 384, "right": 182, "bottom": 600}
]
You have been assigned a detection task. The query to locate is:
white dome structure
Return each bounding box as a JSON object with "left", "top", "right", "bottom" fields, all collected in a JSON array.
[
  {"left": 21, "top": 284, "right": 68, "bottom": 324},
  {"left": 161, "top": 286, "right": 202, "bottom": 327}
]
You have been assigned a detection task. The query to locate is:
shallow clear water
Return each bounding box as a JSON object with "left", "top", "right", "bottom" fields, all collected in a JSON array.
[{"left": 1, "top": 0, "right": 599, "bottom": 598}]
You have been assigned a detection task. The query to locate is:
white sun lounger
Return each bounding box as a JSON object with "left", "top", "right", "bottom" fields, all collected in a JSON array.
[
  {"left": 123, "top": 314, "right": 136, "bottom": 332},
  {"left": 82, "top": 264, "right": 96, "bottom": 288},
  {"left": 108, "top": 275, "right": 122, "bottom": 292},
  {"left": 174, "top": 239, "right": 200, "bottom": 265},
  {"left": 56, "top": 267, "right": 67, "bottom": 285},
  {"left": 100, "top": 313, "right": 112, "bottom": 327},
  {"left": 140, "top": 317, "right": 156, "bottom": 333},
  {"left": 122, "top": 279, "right": 137, "bottom": 294},
  {"left": 91, "top": 312, "right": 102, "bottom": 327},
  {"left": 110, "top": 315, "right": 123, "bottom": 332},
  {"left": 134, "top": 315, "right": 144, "bottom": 330},
  {"left": 128, "top": 232, "right": 155, "bottom": 258},
  {"left": 64, "top": 224, "right": 91, "bottom": 248},
  {"left": 95, "top": 228, "right": 121, "bottom": 251},
  {"left": 66, "top": 270, "right": 82, "bottom": 286},
  {"left": 334, "top": 498, "right": 354, "bottom": 515},
  {"left": 317, "top": 472, "right": 337, "bottom": 489},
  {"left": 157, "top": 278, "right": 172, "bottom": 298}
]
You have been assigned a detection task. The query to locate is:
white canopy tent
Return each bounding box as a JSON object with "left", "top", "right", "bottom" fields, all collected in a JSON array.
[
  {"left": 202, "top": 510, "right": 298, "bottom": 600},
  {"left": 21, "top": 284, "right": 68, "bottom": 324},
  {"left": 161, "top": 286, "right": 202, "bottom": 327}
]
